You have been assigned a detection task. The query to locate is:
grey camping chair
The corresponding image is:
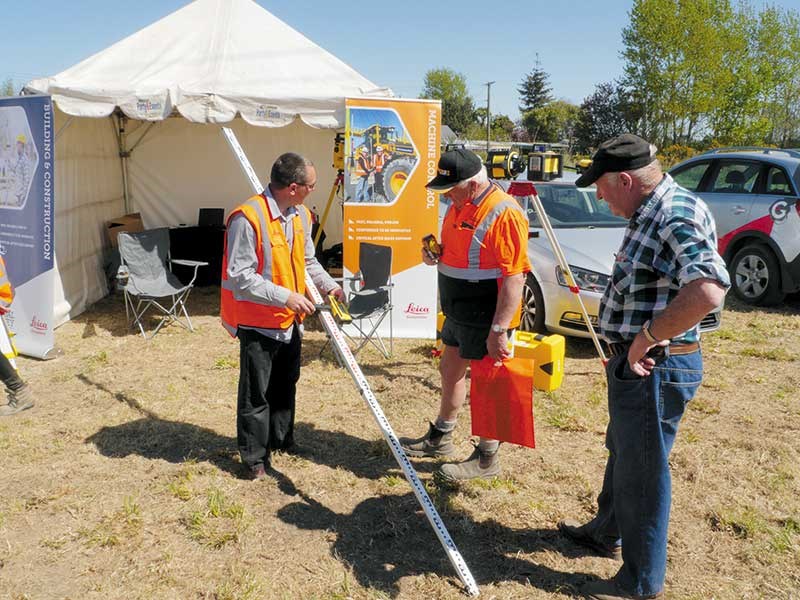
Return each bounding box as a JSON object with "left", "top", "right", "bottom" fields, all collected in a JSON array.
[
  {"left": 117, "top": 228, "right": 208, "bottom": 339},
  {"left": 342, "top": 242, "right": 394, "bottom": 358}
]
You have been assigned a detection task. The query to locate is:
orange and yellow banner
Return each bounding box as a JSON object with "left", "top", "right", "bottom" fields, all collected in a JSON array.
[{"left": 343, "top": 98, "right": 441, "bottom": 338}]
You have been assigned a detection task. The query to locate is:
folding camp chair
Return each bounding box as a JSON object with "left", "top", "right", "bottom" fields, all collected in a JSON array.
[
  {"left": 342, "top": 242, "right": 394, "bottom": 358},
  {"left": 117, "top": 228, "right": 208, "bottom": 339}
]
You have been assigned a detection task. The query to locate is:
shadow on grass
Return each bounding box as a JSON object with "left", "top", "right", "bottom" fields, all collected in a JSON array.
[
  {"left": 722, "top": 292, "right": 800, "bottom": 316},
  {"left": 80, "top": 373, "right": 241, "bottom": 475},
  {"left": 272, "top": 467, "right": 599, "bottom": 598},
  {"left": 70, "top": 286, "right": 222, "bottom": 339},
  {"left": 79, "top": 371, "right": 442, "bottom": 480}
]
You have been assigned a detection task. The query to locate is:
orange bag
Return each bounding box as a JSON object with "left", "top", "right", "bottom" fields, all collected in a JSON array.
[{"left": 469, "top": 356, "right": 535, "bottom": 448}]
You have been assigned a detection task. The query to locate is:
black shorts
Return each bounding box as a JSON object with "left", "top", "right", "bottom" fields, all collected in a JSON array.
[{"left": 440, "top": 317, "right": 490, "bottom": 360}]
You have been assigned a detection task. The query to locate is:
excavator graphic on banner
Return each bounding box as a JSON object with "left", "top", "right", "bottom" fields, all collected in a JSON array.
[{"left": 350, "top": 124, "right": 416, "bottom": 202}]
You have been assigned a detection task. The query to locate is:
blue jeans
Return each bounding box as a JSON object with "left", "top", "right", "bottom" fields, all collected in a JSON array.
[
  {"left": 355, "top": 177, "right": 371, "bottom": 202},
  {"left": 587, "top": 348, "right": 703, "bottom": 596}
]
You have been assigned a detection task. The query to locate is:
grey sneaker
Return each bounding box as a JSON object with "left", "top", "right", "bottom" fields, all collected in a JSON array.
[
  {"left": 400, "top": 422, "right": 455, "bottom": 457},
  {"left": 436, "top": 444, "right": 500, "bottom": 481},
  {"left": 0, "top": 385, "right": 35, "bottom": 417}
]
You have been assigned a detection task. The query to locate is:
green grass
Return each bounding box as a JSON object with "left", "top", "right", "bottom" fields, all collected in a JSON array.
[
  {"left": 739, "top": 347, "right": 796, "bottom": 361},
  {"left": 708, "top": 506, "right": 768, "bottom": 539},
  {"left": 542, "top": 393, "right": 589, "bottom": 432},
  {"left": 213, "top": 356, "right": 238, "bottom": 370},
  {"left": 769, "top": 518, "right": 800, "bottom": 554},
  {"left": 184, "top": 487, "right": 248, "bottom": 548}
]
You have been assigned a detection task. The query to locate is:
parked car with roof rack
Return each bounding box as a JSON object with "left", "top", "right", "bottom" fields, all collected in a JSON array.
[{"left": 669, "top": 147, "right": 800, "bottom": 305}]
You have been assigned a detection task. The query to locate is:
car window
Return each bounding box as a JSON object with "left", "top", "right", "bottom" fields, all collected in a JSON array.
[
  {"left": 671, "top": 162, "right": 710, "bottom": 191},
  {"left": 523, "top": 185, "right": 626, "bottom": 228},
  {"left": 710, "top": 162, "right": 759, "bottom": 193},
  {"left": 765, "top": 166, "right": 794, "bottom": 195}
]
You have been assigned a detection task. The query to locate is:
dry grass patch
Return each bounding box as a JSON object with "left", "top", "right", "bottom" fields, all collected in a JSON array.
[{"left": 0, "top": 288, "right": 798, "bottom": 598}]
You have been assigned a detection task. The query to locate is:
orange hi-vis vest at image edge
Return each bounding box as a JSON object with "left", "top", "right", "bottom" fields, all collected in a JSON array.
[
  {"left": 0, "top": 256, "right": 13, "bottom": 310},
  {"left": 220, "top": 193, "right": 310, "bottom": 336},
  {"left": 438, "top": 183, "right": 530, "bottom": 328}
]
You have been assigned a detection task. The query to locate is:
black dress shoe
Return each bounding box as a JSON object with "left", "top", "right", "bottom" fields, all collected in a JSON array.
[
  {"left": 248, "top": 464, "right": 268, "bottom": 481},
  {"left": 558, "top": 519, "right": 622, "bottom": 560}
]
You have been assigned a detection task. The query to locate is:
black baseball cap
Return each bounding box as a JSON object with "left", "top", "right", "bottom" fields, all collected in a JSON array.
[
  {"left": 426, "top": 148, "right": 482, "bottom": 191},
  {"left": 575, "top": 133, "right": 657, "bottom": 187}
]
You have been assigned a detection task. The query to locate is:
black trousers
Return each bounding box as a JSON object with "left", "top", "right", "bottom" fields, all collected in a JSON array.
[
  {"left": 236, "top": 327, "right": 301, "bottom": 468},
  {"left": 0, "top": 352, "right": 23, "bottom": 392}
]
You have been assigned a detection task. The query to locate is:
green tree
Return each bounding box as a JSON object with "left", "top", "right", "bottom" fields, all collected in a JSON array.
[
  {"left": 517, "top": 57, "right": 553, "bottom": 115},
  {"left": 574, "top": 82, "right": 637, "bottom": 152},
  {"left": 1, "top": 78, "right": 14, "bottom": 96},
  {"left": 522, "top": 100, "right": 579, "bottom": 145},
  {"left": 420, "top": 68, "right": 476, "bottom": 135}
]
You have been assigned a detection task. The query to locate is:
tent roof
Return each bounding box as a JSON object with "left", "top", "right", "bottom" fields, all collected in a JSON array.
[{"left": 24, "top": 0, "right": 392, "bottom": 128}]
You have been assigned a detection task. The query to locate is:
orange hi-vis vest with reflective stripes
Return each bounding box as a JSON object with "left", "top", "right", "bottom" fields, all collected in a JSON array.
[
  {"left": 373, "top": 152, "right": 387, "bottom": 173},
  {"left": 355, "top": 155, "right": 372, "bottom": 177},
  {"left": 438, "top": 183, "right": 529, "bottom": 328},
  {"left": 220, "top": 193, "right": 310, "bottom": 337},
  {"left": 0, "top": 256, "right": 13, "bottom": 310}
]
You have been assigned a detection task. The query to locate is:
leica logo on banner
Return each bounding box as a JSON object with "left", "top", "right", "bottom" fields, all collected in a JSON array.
[
  {"left": 30, "top": 315, "right": 49, "bottom": 334},
  {"left": 404, "top": 303, "right": 430, "bottom": 318}
]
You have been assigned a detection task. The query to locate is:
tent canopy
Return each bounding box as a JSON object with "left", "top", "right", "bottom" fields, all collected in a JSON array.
[
  {"left": 25, "top": 0, "right": 392, "bottom": 129},
  {"left": 23, "top": 0, "right": 393, "bottom": 328}
]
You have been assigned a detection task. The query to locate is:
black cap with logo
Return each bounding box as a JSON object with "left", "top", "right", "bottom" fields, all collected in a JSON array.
[
  {"left": 426, "top": 148, "right": 483, "bottom": 191},
  {"left": 575, "top": 133, "right": 657, "bottom": 187}
]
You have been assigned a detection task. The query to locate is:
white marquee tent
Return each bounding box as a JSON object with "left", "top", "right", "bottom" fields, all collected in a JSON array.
[{"left": 24, "top": 0, "right": 392, "bottom": 325}]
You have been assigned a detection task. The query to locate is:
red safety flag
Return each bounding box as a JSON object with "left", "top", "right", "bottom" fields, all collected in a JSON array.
[{"left": 469, "top": 356, "right": 535, "bottom": 448}]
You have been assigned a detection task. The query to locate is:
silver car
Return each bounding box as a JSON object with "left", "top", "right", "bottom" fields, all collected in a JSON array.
[{"left": 506, "top": 181, "right": 721, "bottom": 338}]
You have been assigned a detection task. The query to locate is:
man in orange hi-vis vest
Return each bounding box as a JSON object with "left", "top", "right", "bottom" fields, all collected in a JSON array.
[
  {"left": 221, "top": 153, "right": 345, "bottom": 481},
  {"left": 354, "top": 146, "right": 373, "bottom": 202},
  {"left": 372, "top": 145, "right": 389, "bottom": 200},
  {"left": 0, "top": 255, "right": 36, "bottom": 416},
  {"left": 400, "top": 148, "right": 532, "bottom": 480}
]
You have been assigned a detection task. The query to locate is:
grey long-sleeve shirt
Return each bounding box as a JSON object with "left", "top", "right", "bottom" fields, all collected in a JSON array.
[{"left": 226, "top": 188, "right": 337, "bottom": 342}]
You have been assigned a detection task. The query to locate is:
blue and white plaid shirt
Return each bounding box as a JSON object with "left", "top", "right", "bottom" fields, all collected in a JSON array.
[{"left": 599, "top": 173, "right": 730, "bottom": 344}]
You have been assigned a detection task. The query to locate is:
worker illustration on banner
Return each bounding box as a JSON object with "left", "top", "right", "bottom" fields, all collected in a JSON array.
[
  {"left": 343, "top": 98, "right": 441, "bottom": 339},
  {"left": 0, "top": 96, "right": 56, "bottom": 359}
]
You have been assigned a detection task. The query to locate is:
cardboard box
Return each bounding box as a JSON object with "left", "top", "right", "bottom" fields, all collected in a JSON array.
[{"left": 107, "top": 213, "right": 143, "bottom": 247}]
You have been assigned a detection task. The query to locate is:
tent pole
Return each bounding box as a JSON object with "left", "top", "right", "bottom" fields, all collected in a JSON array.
[{"left": 114, "top": 113, "right": 132, "bottom": 214}]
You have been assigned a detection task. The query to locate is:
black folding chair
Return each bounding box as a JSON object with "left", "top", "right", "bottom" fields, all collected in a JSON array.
[
  {"left": 343, "top": 242, "right": 394, "bottom": 358},
  {"left": 117, "top": 228, "right": 207, "bottom": 339}
]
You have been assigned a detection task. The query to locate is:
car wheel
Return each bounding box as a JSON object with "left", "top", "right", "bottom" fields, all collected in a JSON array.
[
  {"left": 730, "top": 244, "right": 785, "bottom": 306},
  {"left": 519, "top": 274, "right": 546, "bottom": 333}
]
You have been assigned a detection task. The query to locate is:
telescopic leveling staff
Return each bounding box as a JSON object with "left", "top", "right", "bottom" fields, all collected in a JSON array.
[{"left": 220, "top": 127, "right": 480, "bottom": 597}]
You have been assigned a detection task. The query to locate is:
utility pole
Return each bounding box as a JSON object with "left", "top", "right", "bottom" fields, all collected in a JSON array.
[{"left": 484, "top": 81, "right": 495, "bottom": 154}]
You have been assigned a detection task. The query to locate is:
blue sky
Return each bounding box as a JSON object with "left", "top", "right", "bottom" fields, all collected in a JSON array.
[{"left": 4, "top": 0, "right": 800, "bottom": 121}]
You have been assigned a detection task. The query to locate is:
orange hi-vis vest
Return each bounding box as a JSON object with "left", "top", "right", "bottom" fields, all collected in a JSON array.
[
  {"left": 0, "top": 256, "right": 13, "bottom": 310},
  {"left": 355, "top": 154, "right": 372, "bottom": 177},
  {"left": 220, "top": 193, "right": 311, "bottom": 336},
  {"left": 438, "top": 183, "right": 529, "bottom": 327},
  {"left": 373, "top": 152, "right": 387, "bottom": 173}
]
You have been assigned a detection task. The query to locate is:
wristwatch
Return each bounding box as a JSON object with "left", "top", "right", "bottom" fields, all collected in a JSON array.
[
  {"left": 641, "top": 319, "right": 661, "bottom": 344},
  {"left": 490, "top": 323, "right": 506, "bottom": 334}
]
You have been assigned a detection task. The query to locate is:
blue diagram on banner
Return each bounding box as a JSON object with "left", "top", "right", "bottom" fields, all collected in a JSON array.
[{"left": 0, "top": 96, "right": 54, "bottom": 288}]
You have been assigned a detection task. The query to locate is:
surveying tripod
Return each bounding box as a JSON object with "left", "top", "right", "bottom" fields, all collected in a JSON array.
[{"left": 313, "top": 132, "right": 345, "bottom": 248}]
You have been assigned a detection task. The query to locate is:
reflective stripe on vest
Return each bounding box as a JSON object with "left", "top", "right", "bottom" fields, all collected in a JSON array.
[
  {"left": 220, "top": 194, "right": 309, "bottom": 336},
  {"left": 437, "top": 184, "right": 525, "bottom": 281},
  {"left": 0, "top": 256, "right": 13, "bottom": 309}
]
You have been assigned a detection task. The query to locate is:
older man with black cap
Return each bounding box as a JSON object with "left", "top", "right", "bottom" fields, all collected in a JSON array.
[
  {"left": 399, "top": 148, "right": 531, "bottom": 481},
  {"left": 558, "top": 134, "right": 729, "bottom": 600}
]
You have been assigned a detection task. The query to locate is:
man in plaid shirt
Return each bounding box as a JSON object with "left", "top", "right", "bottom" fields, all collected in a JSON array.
[{"left": 557, "top": 134, "right": 730, "bottom": 600}]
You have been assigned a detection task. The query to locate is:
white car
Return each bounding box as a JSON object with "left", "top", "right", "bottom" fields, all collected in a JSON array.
[{"left": 504, "top": 180, "right": 721, "bottom": 338}]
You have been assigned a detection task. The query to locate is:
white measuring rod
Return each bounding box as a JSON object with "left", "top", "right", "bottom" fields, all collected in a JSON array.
[
  {"left": 527, "top": 190, "right": 608, "bottom": 364},
  {"left": 220, "top": 127, "right": 480, "bottom": 597},
  {"left": 0, "top": 316, "right": 18, "bottom": 370}
]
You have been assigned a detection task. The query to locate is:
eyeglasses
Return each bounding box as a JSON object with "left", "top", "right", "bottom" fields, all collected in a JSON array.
[{"left": 296, "top": 181, "right": 316, "bottom": 191}]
